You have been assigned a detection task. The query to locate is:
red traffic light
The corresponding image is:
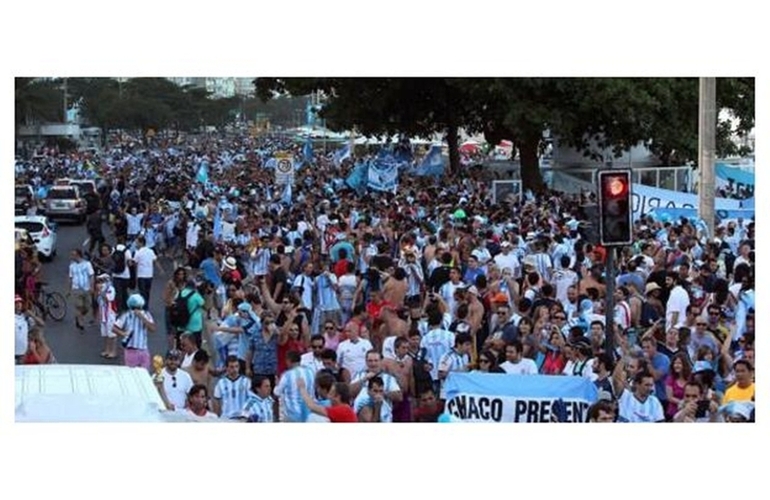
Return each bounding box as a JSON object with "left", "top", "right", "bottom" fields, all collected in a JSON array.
[{"left": 601, "top": 174, "right": 629, "bottom": 198}]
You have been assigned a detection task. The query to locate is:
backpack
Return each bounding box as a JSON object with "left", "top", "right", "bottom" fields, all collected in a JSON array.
[
  {"left": 411, "top": 347, "right": 434, "bottom": 396},
  {"left": 112, "top": 248, "right": 127, "bottom": 274},
  {"left": 169, "top": 289, "right": 194, "bottom": 329}
]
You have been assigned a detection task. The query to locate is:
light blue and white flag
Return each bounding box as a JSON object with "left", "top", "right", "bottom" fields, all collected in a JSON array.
[
  {"left": 367, "top": 156, "right": 399, "bottom": 192},
  {"left": 632, "top": 184, "right": 742, "bottom": 221},
  {"left": 333, "top": 143, "right": 351, "bottom": 169},
  {"left": 302, "top": 138, "right": 314, "bottom": 166},
  {"left": 415, "top": 145, "right": 445, "bottom": 177},
  {"left": 442, "top": 373, "right": 598, "bottom": 423},
  {"left": 345, "top": 160, "right": 368, "bottom": 193},
  {"left": 281, "top": 180, "right": 292, "bottom": 206},
  {"left": 715, "top": 162, "right": 754, "bottom": 187},
  {"left": 195, "top": 160, "right": 209, "bottom": 184}
]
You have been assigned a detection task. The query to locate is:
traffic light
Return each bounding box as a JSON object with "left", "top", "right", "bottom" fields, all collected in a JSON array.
[{"left": 597, "top": 170, "right": 632, "bottom": 246}]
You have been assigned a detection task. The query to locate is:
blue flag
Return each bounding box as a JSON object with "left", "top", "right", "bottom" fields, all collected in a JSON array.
[
  {"left": 302, "top": 138, "right": 314, "bottom": 165},
  {"left": 195, "top": 160, "right": 209, "bottom": 184},
  {"left": 367, "top": 155, "right": 399, "bottom": 192},
  {"left": 345, "top": 160, "right": 368, "bottom": 193},
  {"left": 333, "top": 143, "right": 351, "bottom": 168},
  {"left": 415, "top": 145, "right": 445, "bottom": 177},
  {"left": 281, "top": 181, "right": 292, "bottom": 206}
]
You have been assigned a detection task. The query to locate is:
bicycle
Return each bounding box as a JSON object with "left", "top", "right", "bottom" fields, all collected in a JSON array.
[{"left": 30, "top": 281, "right": 67, "bottom": 322}]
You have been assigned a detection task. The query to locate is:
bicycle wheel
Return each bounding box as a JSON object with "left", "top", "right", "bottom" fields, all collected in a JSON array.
[
  {"left": 45, "top": 291, "right": 67, "bottom": 321},
  {"left": 30, "top": 298, "right": 45, "bottom": 319}
]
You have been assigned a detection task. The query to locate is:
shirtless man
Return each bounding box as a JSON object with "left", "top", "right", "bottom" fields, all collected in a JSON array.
[
  {"left": 382, "top": 268, "right": 408, "bottom": 306},
  {"left": 382, "top": 337, "right": 413, "bottom": 422},
  {"left": 183, "top": 349, "right": 216, "bottom": 398}
]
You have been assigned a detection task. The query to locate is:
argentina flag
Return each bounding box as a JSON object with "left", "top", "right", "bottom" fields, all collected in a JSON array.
[
  {"left": 302, "top": 138, "right": 314, "bottom": 166},
  {"left": 345, "top": 160, "right": 368, "bottom": 193},
  {"left": 367, "top": 156, "right": 399, "bottom": 192},
  {"left": 333, "top": 143, "right": 351, "bottom": 169},
  {"left": 415, "top": 145, "right": 445, "bottom": 177}
]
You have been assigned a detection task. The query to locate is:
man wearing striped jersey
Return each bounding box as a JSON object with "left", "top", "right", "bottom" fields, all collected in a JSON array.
[
  {"left": 420, "top": 309, "right": 456, "bottom": 394},
  {"left": 112, "top": 294, "right": 156, "bottom": 370},
  {"left": 273, "top": 350, "right": 316, "bottom": 422},
  {"left": 214, "top": 355, "right": 253, "bottom": 419},
  {"left": 437, "top": 332, "right": 473, "bottom": 399},
  {"left": 68, "top": 248, "right": 95, "bottom": 332},
  {"left": 249, "top": 238, "right": 271, "bottom": 279},
  {"left": 240, "top": 375, "right": 275, "bottom": 422}
]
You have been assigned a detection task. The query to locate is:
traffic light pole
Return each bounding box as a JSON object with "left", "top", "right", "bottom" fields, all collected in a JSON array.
[{"left": 604, "top": 246, "right": 616, "bottom": 357}]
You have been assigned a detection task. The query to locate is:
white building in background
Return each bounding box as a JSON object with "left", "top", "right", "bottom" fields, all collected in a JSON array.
[
  {"left": 234, "top": 78, "right": 255, "bottom": 97},
  {"left": 167, "top": 77, "right": 236, "bottom": 99}
]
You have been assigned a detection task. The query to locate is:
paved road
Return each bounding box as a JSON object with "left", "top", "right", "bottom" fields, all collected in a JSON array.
[{"left": 41, "top": 220, "right": 173, "bottom": 365}]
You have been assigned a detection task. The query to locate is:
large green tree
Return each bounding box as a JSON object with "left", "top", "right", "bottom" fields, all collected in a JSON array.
[{"left": 255, "top": 77, "right": 754, "bottom": 191}]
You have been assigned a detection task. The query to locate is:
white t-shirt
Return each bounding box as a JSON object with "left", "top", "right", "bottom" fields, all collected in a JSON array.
[
  {"left": 500, "top": 358, "right": 539, "bottom": 375},
  {"left": 133, "top": 247, "right": 157, "bottom": 279},
  {"left": 336, "top": 338, "right": 373, "bottom": 375},
  {"left": 300, "top": 352, "right": 325, "bottom": 373},
  {"left": 617, "top": 388, "right": 665, "bottom": 423},
  {"left": 15, "top": 313, "right": 29, "bottom": 356},
  {"left": 494, "top": 253, "right": 520, "bottom": 277},
  {"left": 665, "top": 285, "right": 691, "bottom": 331},
  {"left": 186, "top": 222, "right": 201, "bottom": 248},
  {"left": 161, "top": 368, "right": 194, "bottom": 410},
  {"left": 126, "top": 213, "right": 145, "bottom": 235},
  {"left": 382, "top": 335, "right": 398, "bottom": 360}
]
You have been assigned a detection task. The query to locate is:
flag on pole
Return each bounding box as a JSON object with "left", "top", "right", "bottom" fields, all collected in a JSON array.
[
  {"left": 302, "top": 138, "right": 314, "bottom": 165},
  {"left": 333, "top": 143, "right": 351, "bottom": 169}
]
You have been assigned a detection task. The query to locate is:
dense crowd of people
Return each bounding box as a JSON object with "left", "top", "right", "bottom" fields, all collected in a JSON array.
[{"left": 14, "top": 132, "right": 756, "bottom": 422}]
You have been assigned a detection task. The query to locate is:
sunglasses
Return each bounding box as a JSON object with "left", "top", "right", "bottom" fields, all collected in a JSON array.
[
  {"left": 324, "top": 326, "right": 335, "bottom": 330},
  {"left": 479, "top": 359, "right": 490, "bottom": 364},
  {"left": 554, "top": 316, "right": 566, "bottom": 320},
  {"left": 312, "top": 345, "right": 324, "bottom": 350},
  {"left": 696, "top": 323, "right": 707, "bottom": 326}
]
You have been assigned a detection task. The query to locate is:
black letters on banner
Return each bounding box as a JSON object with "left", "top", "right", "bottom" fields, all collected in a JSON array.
[{"left": 447, "top": 396, "right": 503, "bottom": 422}]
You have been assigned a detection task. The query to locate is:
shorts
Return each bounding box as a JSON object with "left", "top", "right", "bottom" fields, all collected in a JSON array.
[
  {"left": 124, "top": 348, "right": 151, "bottom": 370},
  {"left": 71, "top": 290, "right": 90, "bottom": 313},
  {"left": 100, "top": 317, "right": 116, "bottom": 338}
]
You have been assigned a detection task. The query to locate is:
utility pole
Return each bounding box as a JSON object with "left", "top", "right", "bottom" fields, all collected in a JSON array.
[
  {"left": 62, "top": 77, "right": 68, "bottom": 123},
  {"left": 698, "top": 77, "right": 717, "bottom": 238}
]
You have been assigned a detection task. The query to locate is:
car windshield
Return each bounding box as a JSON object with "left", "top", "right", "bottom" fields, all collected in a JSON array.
[
  {"left": 16, "top": 222, "right": 45, "bottom": 233},
  {"left": 48, "top": 189, "right": 77, "bottom": 199},
  {"left": 71, "top": 182, "right": 94, "bottom": 194}
]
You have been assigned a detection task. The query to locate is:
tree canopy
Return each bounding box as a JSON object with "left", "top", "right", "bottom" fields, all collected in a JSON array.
[{"left": 255, "top": 77, "right": 754, "bottom": 190}]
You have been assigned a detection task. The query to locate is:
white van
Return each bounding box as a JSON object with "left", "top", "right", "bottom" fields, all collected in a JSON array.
[{"left": 15, "top": 364, "right": 191, "bottom": 422}]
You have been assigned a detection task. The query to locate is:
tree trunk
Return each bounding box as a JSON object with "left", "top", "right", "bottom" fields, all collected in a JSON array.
[
  {"left": 519, "top": 133, "right": 545, "bottom": 193},
  {"left": 447, "top": 121, "right": 460, "bottom": 176}
]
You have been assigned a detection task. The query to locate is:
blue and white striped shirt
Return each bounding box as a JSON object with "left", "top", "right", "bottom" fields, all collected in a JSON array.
[
  {"left": 240, "top": 392, "right": 275, "bottom": 422},
  {"left": 69, "top": 260, "right": 94, "bottom": 291},
  {"left": 250, "top": 247, "right": 271, "bottom": 277},
  {"left": 214, "top": 375, "right": 252, "bottom": 419},
  {"left": 315, "top": 273, "right": 340, "bottom": 311},
  {"left": 420, "top": 328, "right": 455, "bottom": 381},
  {"left": 274, "top": 365, "right": 316, "bottom": 422},
  {"left": 114, "top": 310, "right": 153, "bottom": 350}
]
